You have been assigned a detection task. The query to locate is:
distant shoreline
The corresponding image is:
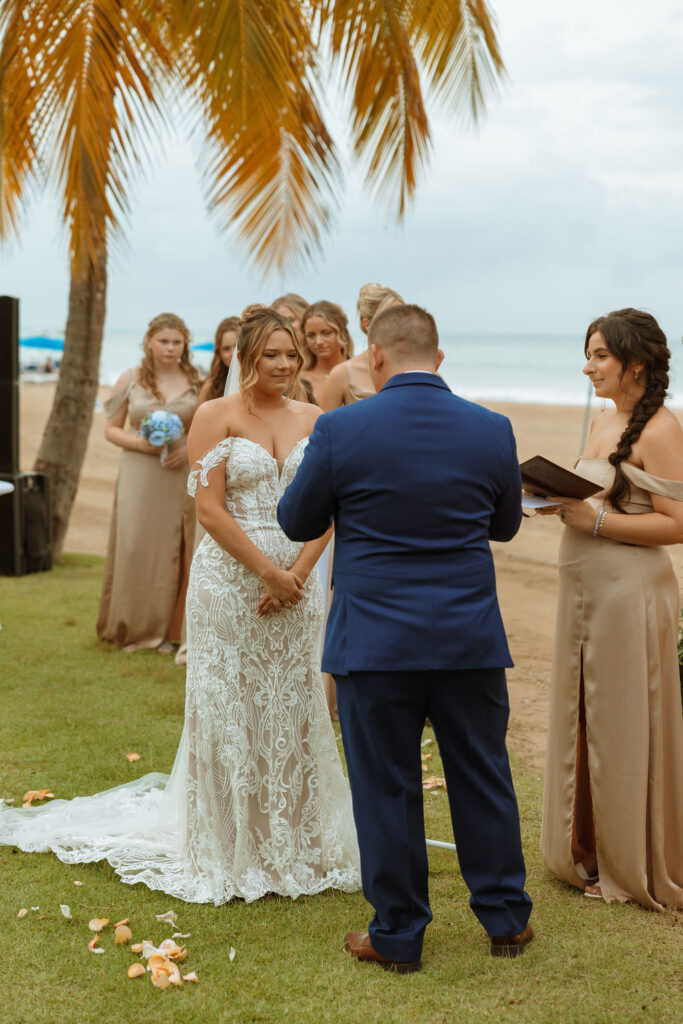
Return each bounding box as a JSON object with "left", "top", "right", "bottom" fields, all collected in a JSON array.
[{"left": 19, "top": 372, "right": 683, "bottom": 409}]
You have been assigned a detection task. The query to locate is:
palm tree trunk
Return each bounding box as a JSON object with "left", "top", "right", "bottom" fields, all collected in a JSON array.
[{"left": 34, "top": 251, "right": 107, "bottom": 558}]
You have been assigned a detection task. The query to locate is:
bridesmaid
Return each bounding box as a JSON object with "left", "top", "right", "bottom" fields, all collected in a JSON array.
[
  {"left": 197, "top": 316, "right": 239, "bottom": 404},
  {"left": 320, "top": 283, "right": 403, "bottom": 411},
  {"left": 300, "top": 301, "right": 353, "bottom": 403},
  {"left": 540, "top": 308, "right": 683, "bottom": 910},
  {"left": 272, "top": 293, "right": 308, "bottom": 344},
  {"left": 97, "top": 313, "right": 202, "bottom": 653}
]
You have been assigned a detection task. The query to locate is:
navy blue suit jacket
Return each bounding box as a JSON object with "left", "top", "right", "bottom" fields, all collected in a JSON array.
[{"left": 277, "top": 373, "right": 521, "bottom": 674}]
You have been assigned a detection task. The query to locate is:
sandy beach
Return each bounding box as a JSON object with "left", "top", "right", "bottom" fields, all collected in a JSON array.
[{"left": 18, "top": 383, "right": 683, "bottom": 768}]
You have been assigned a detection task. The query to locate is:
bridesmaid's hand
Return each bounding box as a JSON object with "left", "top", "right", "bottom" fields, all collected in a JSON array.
[
  {"left": 162, "top": 444, "right": 188, "bottom": 469},
  {"left": 539, "top": 496, "right": 597, "bottom": 532},
  {"left": 136, "top": 437, "right": 159, "bottom": 455}
]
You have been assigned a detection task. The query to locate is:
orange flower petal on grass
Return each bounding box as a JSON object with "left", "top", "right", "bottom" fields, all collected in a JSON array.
[
  {"left": 88, "top": 918, "right": 109, "bottom": 932},
  {"left": 114, "top": 917, "right": 130, "bottom": 928},
  {"left": 127, "top": 963, "right": 146, "bottom": 979},
  {"left": 182, "top": 972, "right": 198, "bottom": 983},
  {"left": 22, "top": 789, "right": 55, "bottom": 808},
  {"left": 125, "top": 753, "right": 140, "bottom": 763},
  {"left": 149, "top": 955, "right": 182, "bottom": 988},
  {"left": 17, "top": 908, "right": 28, "bottom": 919},
  {"left": 158, "top": 938, "right": 187, "bottom": 962},
  {"left": 130, "top": 942, "right": 144, "bottom": 954},
  {"left": 422, "top": 775, "right": 447, "bottom": 791},
  {"left": 166, "top": 963, "right": 182, "bottom": 987},
  {"left": 88, "top": 934, "right": 100, "bottom": 951},
  {"left": 115, "top": 925, "right": 133, "bottom": 944}
]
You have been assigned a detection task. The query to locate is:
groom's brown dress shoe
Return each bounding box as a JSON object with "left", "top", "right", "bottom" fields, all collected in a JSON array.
[
  {"left": 490, "top": 924, "right": 534, "bottom": 958},
  {"left": 344, "top": 931, "right": 422, "bottom": 974}
]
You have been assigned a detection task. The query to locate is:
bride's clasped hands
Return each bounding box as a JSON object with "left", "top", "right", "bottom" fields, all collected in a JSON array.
[{"left": 256, "top": 564, "right": 306, "bottom": 615}]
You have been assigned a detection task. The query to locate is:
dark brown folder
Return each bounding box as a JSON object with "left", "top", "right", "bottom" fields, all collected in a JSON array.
[{"left": 520, "top": 456, "right": 602, "bottom": 499}]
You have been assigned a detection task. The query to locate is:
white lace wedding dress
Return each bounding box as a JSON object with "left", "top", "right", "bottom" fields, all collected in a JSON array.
[{"left": 0, "top": 436, "right": 361, "bottom": 903}]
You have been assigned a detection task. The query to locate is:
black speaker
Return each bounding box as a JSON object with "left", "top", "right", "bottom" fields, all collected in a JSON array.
[
  {"left": 0, "top": 295, "right": 20, "bottom": 476},
  {"left": 0, "top": 472, "right": 52, "bottom": 575}
]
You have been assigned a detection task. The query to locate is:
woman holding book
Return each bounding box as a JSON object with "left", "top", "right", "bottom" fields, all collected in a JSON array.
[{"left": 540, "top": 308, "right": 683, "bottom": 910}]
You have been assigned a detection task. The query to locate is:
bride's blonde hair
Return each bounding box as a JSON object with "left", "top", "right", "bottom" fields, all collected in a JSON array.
[{"left": 237, "top": 305, "right": 305, "bottom": 407}]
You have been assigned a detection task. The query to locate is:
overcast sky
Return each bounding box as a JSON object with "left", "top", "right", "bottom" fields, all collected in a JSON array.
[{"left": 2, "top": 0, "right": 683, "bottom": 339}]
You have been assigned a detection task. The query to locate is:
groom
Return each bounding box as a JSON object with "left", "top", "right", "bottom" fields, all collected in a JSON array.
[{"left": 277, "top": 304, "right": 532, "bottom": 971}]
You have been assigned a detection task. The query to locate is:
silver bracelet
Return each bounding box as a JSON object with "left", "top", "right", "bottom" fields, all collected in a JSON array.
[{"left": 592, "top": 510, "right": 605, "bottom": 537}]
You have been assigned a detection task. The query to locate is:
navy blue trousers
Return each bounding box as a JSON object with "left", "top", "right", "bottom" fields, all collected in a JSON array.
[{"left": 335, "top": 669, "right": 532, "bottom": 962}]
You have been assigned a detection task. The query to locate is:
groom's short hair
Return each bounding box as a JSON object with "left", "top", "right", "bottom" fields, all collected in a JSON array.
[{"left": 369, "top": 303, "right": 439, "bottom": 366}]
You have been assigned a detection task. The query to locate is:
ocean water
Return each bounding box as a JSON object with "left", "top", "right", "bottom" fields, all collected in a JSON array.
[{"left": 19, "top": 327, "right": 683, "bottom": 407}]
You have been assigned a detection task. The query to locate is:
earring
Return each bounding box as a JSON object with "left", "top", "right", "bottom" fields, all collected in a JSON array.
[{"left": 634, "top": 369, "right": 641, "bottom": 381}]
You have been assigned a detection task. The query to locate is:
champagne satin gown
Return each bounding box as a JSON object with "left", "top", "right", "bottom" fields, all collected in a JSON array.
[
  {"left": 541, "top": 459, "right": 683, "bottom": 909},
  {"left": 97, "top": 376, "right": 198, "bottom": 648}
]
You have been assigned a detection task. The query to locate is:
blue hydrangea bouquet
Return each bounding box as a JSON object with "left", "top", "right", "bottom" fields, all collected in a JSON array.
[{"left": 140, "top": 410, "right": 184, "bottom": 464}]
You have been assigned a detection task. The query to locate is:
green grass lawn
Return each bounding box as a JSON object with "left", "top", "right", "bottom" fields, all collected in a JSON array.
[{"left": 1, "top": 556, "right": 681, "bottom": 1024}]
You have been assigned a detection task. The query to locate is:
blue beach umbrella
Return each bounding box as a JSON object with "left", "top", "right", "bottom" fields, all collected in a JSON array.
[{"left": 20, "top": 336, "right": 64, "bottom": 350}]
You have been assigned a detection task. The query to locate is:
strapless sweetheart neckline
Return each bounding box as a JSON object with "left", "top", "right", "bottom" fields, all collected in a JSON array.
[{"left": 221, "top": 435, "right": 308, "bottom": 479}]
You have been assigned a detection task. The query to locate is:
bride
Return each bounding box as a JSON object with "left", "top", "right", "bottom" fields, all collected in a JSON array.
[{"left": 0, "top": 305, "right": 361, "bottom": 904}]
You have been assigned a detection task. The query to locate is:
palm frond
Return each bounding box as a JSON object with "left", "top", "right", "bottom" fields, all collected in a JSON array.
[
  {"left": 182, "top": 1, "right": 339, "bottom": 274},
  {"left": 1, "top": 1, "right": 174, "bottom": 272},
  {"left": 175, "top": 0, "right": 313, "bottom": 121},
  {"left": 0, "top": 2, "right": 45, "bottom": 236},
  {"left": 409, "top": 0, "right": 505, "bottom": 120},
  {"left": 321, "top": 0, "right": 429, "bottom": 217},
  {"left": 201, "top": 82, "right": 340, "bottom": 275},
  {"left": 319, "top": 0, "right": 504, "bottom": 217}
]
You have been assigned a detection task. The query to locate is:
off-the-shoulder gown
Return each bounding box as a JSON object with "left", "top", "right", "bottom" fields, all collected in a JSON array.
[
  {"left": 0, "top": 436, "right": 361, "bottom": 904},
  {"left": 541, "top": 459, "right": 683, "bottom": 909}
]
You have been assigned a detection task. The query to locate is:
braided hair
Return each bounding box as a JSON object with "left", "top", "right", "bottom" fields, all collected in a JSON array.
[{"left": 585, "top": 309, "right": 670, "bottom": 511}]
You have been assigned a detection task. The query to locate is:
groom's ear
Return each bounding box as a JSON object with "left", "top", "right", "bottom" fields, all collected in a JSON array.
[
  {"left": 436, "top": 349, "right": 445, "bottom": 371},
  {"left": 370, "top": 344, "right": 384, "bottom": 373}
]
